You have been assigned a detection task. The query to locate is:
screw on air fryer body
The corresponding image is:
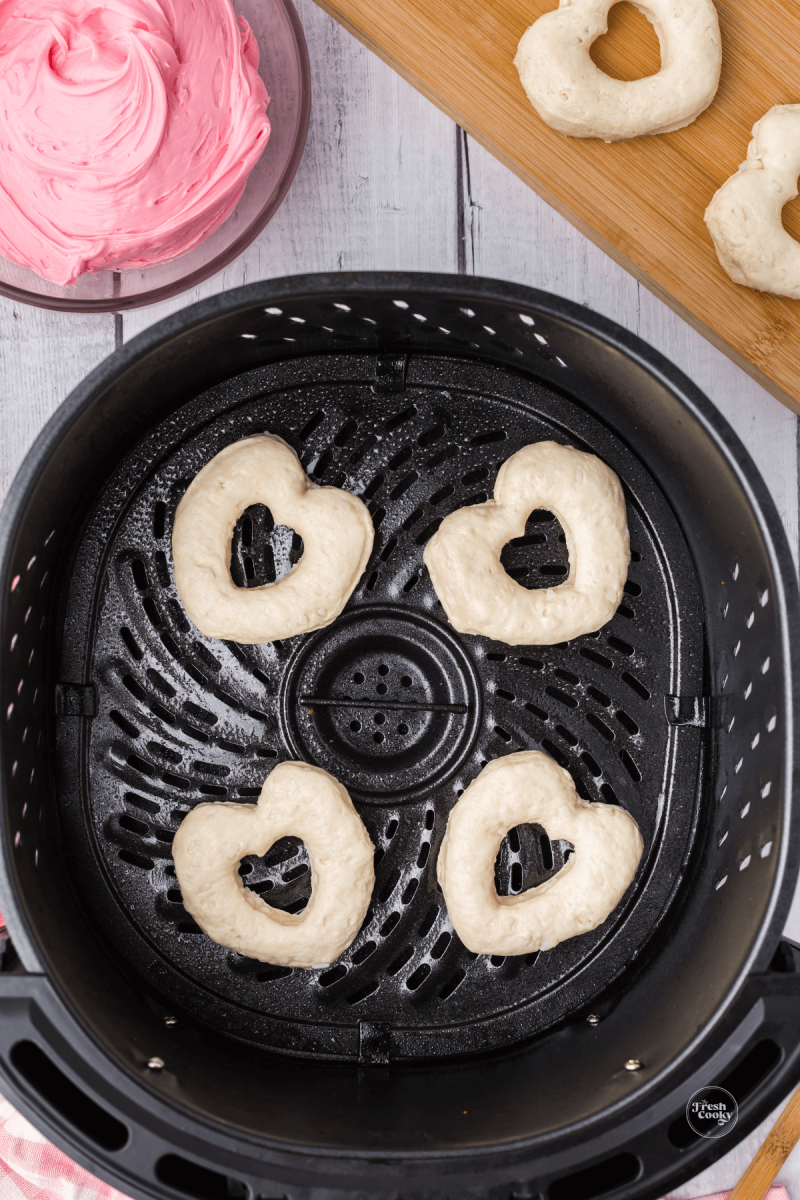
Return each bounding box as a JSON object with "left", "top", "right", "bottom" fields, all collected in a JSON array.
[
  {"left": 164, "top": 1016, "right": 177, "bottom": 1027},
  {"left": 147, "top": 1057, "right": 165, "bottom": 1070},
  {"left": 587, "top": 1013, "right": 600, "bottom": 1026},
  {"left": 625, "top": 1059, "right": 642, "bottom": 1072}
]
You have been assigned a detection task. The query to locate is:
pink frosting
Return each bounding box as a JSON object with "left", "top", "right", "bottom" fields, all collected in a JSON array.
[{"left": 0, "top": 0, "right": 270, "bottom": 285}]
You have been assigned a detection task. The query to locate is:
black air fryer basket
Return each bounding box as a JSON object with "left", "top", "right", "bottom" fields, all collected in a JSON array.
[{"left": 0, "top": 273, "right": 798, "bottom": 1200}]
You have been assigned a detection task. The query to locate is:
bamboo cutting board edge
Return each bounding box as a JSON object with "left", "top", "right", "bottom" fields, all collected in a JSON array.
[{"left": 313, "top": 0, "right": 800, "bottom": 416}]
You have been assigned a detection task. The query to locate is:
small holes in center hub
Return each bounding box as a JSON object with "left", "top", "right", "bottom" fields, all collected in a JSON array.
[{"left": 281, "top": 604, "right": 482, "bottom": 803}]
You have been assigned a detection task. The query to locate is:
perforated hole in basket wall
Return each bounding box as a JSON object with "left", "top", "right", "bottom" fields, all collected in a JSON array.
[
  {"left": 712, "top": 564, "right": 780, "bottom": 893},
  {"left": 4, "top": 530, "right": 60, "bottom": 885}
]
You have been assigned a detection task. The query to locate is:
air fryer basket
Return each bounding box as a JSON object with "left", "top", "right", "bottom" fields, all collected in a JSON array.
[{"left": 0, "top": 273, "right": 798, "bottom": 1200}]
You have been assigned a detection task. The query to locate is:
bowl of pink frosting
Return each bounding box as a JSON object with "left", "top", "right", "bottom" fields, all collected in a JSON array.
[{"left": 0, "top": 0, "right": 310, "bottom": 312}]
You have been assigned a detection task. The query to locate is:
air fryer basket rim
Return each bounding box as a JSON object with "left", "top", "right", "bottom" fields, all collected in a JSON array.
[
  {"left": 2, "top": 269, "right": 797, "bottom": 971},
  {"left": 0, "top": 272, "right": 799, "bottom": 1200}
]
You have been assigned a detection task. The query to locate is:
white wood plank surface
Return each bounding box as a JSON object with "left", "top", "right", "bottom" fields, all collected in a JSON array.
[
  {"left": 0, "top": 0, "right": 798, "bottom": 1193},
  {"left": 0, "top": 306, "right": 115, "bottom": 499}
]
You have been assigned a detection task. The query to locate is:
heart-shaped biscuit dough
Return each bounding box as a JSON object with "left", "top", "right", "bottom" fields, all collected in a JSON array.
[
  {"left": 172, "top": 761, "right": 375, "bottom": 968},
  {"left": 424, "top": 441, "right": 629, "bottom": 646},
  {"left": 705, "top": 106, "right": 800, "bottom": 298},
  {"left": 437, "top": 751, "right": 643, "bottom": 956},
  {"left": 514, "top": 0, "right": 721, "bottom": 142},
  {"left": 172, "top": 434, "right": 374, "bottom": 644}
]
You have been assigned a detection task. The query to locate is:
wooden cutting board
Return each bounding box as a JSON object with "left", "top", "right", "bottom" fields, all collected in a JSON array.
[{"left": 313, "top": 0, "right": 800, "bottom": 413}]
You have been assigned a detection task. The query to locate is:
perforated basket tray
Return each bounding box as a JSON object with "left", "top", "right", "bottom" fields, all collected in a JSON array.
[{"left": 0, "top": 273, "right": 798, "bottom": 1200}]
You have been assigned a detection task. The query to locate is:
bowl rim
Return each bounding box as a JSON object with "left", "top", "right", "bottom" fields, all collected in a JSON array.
[{"left": 0, "top": 0, "right": 311, "bottom": 315}]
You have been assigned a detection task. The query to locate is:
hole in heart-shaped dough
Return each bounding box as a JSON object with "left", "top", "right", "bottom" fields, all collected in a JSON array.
[
  {"left": 781, "top": 189, "right": 800, "bottom": 245},
  {"left": 239, "top": 835, "right": 312, "bottom": 915},
  {"left": 494, "top": 823, "right": 575, "bottom": 896},
  {"left": 230, "top": 504, "right": 304, "bottom": 589},
  {"left": 499, "top": 509, "right": 570, "bottom": 590},
  {"left": 589, "top": 2, "right": 661, "bottom": 82}
]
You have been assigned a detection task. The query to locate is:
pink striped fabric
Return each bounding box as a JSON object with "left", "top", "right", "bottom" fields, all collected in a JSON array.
[
  {"left": 663, "top": 1191, "right": 789, "bottom": 1200},
  {"left": 0, "top": 1094, "right": 129, "bottom": 1200}
]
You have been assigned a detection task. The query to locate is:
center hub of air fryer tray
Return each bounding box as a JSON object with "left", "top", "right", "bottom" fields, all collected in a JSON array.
[{"left": 280, "top": 604, "right": 482, "bottom": 802}]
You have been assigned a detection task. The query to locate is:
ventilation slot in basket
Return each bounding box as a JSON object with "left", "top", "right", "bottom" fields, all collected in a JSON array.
[
  {"left": 10, "top": 1041, "right": 127, "bottom": 1151},
  {"left": 156, "top": 1154, "right": 247, "bottom": 1200},
  {"left": 667, "top": 1038, "right": 782, "bottom": 1148},
  {"left": 549, "top": 1151, "right": 640, "bottom": 1200}
]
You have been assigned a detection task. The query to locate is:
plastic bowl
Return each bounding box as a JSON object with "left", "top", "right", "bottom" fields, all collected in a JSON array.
[{"left": 0, "top": 0, "right": 310, "bottom": 313}]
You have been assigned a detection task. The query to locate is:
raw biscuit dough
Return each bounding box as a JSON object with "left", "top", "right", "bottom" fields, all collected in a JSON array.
[
  {"left": 514, "top": 0, "right": 721, "bottom": 142},
  {"left": 705, "top": 106, "right": 800, "bottom": 298},
  {"left": 172, "top": 434, "right": 374, "bottom": 643},
  {"left": 424, "top": 441, "right": 629, "bottom": 646},
  {"left": 173, "top": 760, "right": 375, "bottom": 968},
  {"left": 437, "top": 751, "right": 643, "bottom": 956}
]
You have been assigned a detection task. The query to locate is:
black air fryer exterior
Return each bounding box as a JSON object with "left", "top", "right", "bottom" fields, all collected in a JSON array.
[{"left": 0, "top": 273, "right": 798, "bottom": 1200}]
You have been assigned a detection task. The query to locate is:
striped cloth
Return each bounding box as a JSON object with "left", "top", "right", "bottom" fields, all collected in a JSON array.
[{"left": 0, "top": 1095, "right": 128, "bottom": 1200}]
